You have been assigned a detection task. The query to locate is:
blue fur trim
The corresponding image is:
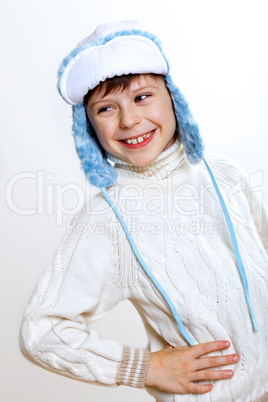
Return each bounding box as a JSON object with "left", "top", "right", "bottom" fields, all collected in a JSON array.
[
  {"left": 165, "top": 75, "right": 204, "bottom": 164},
  {"left": 57, "top": 29, "right": 169, "bottom": 98},
  {"left": 72, "top": 103, "right": 117, "bottom": 187}
]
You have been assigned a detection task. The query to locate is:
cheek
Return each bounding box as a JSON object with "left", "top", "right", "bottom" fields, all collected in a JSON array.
[
  {"left": 155, "top": 95, "right": 176, "bottom": 125},
  {"left": 90, "top": 119, "right": 109, "bottom": 142},
  {"left": 157, "top": 106, "right": 176, "bottom": 133},
  {"left": 91, "top": 121, "right": 116, "bottom": 153},
  {"left": 164, "top": 104, "right": 177, "bottom": 132},
  {"left": 86, "top": 108, "right": 113, "bottom": 143},
  {"left": 147, "top": 105, "right": 166, "bottom": 123}
]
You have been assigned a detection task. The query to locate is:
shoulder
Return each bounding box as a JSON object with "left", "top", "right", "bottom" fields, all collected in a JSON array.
[
  {"left": 59, "top": 186, "right": 119, "bottom": 256},
  {"left": 71, "top": 186, "right": 118, "bottom": 225},
  {"left": 203, "top": 153, "right": 249, "bottom": 184}
]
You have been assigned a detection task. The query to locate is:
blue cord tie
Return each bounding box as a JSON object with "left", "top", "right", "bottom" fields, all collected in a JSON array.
[
  {"left": 101, "top": 186, "right": 195, "bottom": 346},
  {"left": 203, "top": 158, "right": 258, "bottom": 331}
]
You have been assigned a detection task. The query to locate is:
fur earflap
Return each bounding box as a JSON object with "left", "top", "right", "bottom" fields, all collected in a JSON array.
[
  {"left": 164, "top": 75, "right": 204, "bottom": 164},
  {"left": 72, "top": 103, "right": 117, "bottom": 187}
]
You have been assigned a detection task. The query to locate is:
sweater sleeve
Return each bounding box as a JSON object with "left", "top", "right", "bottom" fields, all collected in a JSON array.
[
  {"left": 208, "top": 155, "right": 268, "bottom": 252},
  {"left": 249, "top": 189, "right": 268, "bottom": 253},
  {"left": 19, "top": 200, "right": 150, "bottom": 388},
  {"left": 234, "top": 159, "right": 268, "bottom": 252}
]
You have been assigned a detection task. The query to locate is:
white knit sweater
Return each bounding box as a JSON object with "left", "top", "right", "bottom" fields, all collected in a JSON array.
[{"left": 20, "top": 141, "right": 268, "bottom": 402}]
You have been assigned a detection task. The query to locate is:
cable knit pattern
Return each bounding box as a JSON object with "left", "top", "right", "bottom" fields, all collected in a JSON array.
[{"left": 20, "top": 141, "right": 268, "bottom": 401}]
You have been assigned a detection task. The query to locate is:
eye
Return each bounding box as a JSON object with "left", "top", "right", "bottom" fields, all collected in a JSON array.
[
  {"left": 98, "top": 106, "right": 114, "bottom": 114},
  {"left": 135, "top": 94, "right": 150, "bottom": 103}
]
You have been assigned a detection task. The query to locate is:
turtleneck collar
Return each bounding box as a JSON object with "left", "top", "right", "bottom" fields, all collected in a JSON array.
[{"left": 107, "top": 139, "right": 186, "bottom": 180}]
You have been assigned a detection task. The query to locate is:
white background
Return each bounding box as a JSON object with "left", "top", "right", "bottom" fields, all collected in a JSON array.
[{"left": 1, "top": 1, "right": 268, "bottom": 401}]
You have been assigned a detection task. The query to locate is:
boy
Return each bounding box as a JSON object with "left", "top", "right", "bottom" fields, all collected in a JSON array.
[{"left": 20, "top": 21, "right": 268, "bottom": 401}]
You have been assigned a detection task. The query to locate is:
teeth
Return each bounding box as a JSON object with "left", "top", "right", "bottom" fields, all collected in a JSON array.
[{"left": 124, "top": 130, "right": 154, "bottom": 145}]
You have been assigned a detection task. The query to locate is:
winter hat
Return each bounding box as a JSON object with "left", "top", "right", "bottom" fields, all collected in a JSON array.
[{"left": 58, "top": 20, "right": 204, "bottom": 187}]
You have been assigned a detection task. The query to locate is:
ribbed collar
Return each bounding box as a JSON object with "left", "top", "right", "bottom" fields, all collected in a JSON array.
[{"left": 107, "top": 139, "right": 185, "bottom": 180}]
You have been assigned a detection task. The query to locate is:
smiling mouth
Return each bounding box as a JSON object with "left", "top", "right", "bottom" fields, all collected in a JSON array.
[{"left": 121, "top": 130, "right": 155, "bottom": 145}]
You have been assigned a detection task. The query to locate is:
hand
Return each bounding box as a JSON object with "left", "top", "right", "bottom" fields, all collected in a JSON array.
[{"left": 145, "top": 340, "right": 239, "bottom": 394}]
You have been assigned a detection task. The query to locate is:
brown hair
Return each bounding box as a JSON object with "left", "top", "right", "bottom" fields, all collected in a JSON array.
[{"left": 83, "top": 73, "right": 164, "bottom": 106}]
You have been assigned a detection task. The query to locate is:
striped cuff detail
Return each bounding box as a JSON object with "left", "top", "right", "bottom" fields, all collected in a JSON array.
[
  {"left": 252, "top": 393, "right": 268, "bottom": 402},
  {"left": 116, "top": 346, "right": 150, "bottom": 388}
]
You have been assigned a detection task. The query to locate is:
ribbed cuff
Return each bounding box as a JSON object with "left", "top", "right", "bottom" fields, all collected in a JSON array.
[
  {"left": 116, "top": 346, "right": 150, "bottom": 388},
  {"left": 253, "top": 393, "right": 268, "bottom": 402}
]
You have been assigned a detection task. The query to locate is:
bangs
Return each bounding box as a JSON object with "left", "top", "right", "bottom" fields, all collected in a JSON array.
[{"left": 83, "top": 74, "right": 164, "bottom": 105}]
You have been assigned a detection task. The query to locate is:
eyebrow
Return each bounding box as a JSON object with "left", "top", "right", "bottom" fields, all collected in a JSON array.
[
  {"left": 89, "top": 98, "right": 112, "bottom": 110},
  {"left": 132, "top": 84, "right": 159, "bottom": 93}
]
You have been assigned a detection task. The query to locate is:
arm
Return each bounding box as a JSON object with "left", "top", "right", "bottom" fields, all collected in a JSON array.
[
  {"left": 229, "top": 158, "right": 268, "bottom": 252},
  {"left": 19, "top": 236, "right": 236, "bottom": 396},
  {"left": 19, "top": 206, "right": 150, "bottom": 388},
  {"left": 244, "top": 172, "right": 268, "bottom": 252},
  {"left": 206, "top": 155, "right": 268, "bottom": 252}
]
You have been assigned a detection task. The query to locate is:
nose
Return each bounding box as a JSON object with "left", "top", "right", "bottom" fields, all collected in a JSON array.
[{"left": 119, "top": 105, "right": 141, "bottom": 129}]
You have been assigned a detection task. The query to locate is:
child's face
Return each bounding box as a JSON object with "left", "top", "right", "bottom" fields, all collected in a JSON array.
[{"left": 85, "top": 75, "right": 177, "bottom": 167}]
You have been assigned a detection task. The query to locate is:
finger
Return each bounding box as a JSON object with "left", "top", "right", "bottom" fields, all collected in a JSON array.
[
  {"left": 196, "top": 354, "right": 239, "bottom": 370},
  {"left": 188, "top": 382, "right": 213, "bottom": 394},
  {"left": 191, "top": 340, "right": 231, "bottom": 358},
  {"left": 193, "top": 369, "right": 234, "bottom": 382}
]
